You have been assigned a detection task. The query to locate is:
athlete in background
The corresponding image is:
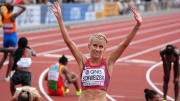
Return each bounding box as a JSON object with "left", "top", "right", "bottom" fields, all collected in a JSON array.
[
  {"left": 0, "top": 2, "right": 26, "bottom": 81},
  {"left": 160, "top": 44, "right": 180, "bottom": 101}
]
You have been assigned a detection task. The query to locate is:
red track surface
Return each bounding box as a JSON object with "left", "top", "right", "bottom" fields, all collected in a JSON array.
[{"left": 0, "top": 12, "right": 180, "bottom": 101}]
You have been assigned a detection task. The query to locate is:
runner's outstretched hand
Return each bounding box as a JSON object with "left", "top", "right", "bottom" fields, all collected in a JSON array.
[
  {"left": 50, "top": 1, "right": 62, "bottom": 19},
  {"left": 131, "top": 8, "right": 142, "bottom": 26}
]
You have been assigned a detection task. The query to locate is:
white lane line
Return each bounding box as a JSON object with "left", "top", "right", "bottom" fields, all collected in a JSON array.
[
  {"left": 43, "top": 54, "right": 74, "bottom": 61},
  {"left": 39, "top": 68, "right": 53, "bottom": 101},
  {"left": 43, "top": 54, "right": 157, "bottom": 65},
  {"left": 116, "top": 39, "right": 180, "bottom": 62},
  {"left": 37, "top": 23, "right": 180, "bottom": 56},
  {"left": 33, "top": 18, "right": 180, "bottom": 48},
  {"left": 85, "top": 29, "right": 180, "bottom": 58},
  {"left": 146, "top": 62, "right": 174, "bottom": 101},
  {"left": 106, "top": 94, "right": 117, "bottom": 101},
  {"left": 124, "top": 59, "right": 157, "bottom": 64}
]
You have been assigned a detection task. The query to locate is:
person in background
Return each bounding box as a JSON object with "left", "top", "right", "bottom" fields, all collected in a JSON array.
[
  {"left": 10, "top": 37, "right": 36, "bottom": 96},
  {"left": 12, "top": 86, "right": 41, "bottom": 101},
  {"left": 14, "top": 0, "right": 35, "bottom": 5},
  {"left": 144, "top": 88, "right": 160, "bottom": 101},
  {"left": 50, "top": 1, "right": 142, "bottom": 101},
  {"left": 160, "top": 44, "right": 179, "bottom": 101},
  {"left": 46, "top": 55, "right": 81, "bottom": 96},
  {"left": 0, "top": 2, "right": 26, "bottom": 82}
]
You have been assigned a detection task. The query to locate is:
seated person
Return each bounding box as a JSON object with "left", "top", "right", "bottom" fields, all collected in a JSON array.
[{"left": 45, "top": 55, "right": 81, "bottom": 96}]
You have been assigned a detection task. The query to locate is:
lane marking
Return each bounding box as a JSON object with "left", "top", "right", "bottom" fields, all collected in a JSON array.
[
  {"left": 34, "top": 18, "right": 180, "bottom": 48},
  {"left": 44, "top": 54, "right": 157, "bottom": 65},
  {"left": 39, "top": 68, "right": 53, "bottom": 101},
  {"left": 43, "top": 54, "right": 74, "bottom": 61},
  {"left": 38, "top": 23, "right": 180, "bottom": 56},
  {"left": 124, "top": 59, "right": 157, "bottom": 64},
  {"left": 116, "top": 39, "right": 180, "bottom": 62}
]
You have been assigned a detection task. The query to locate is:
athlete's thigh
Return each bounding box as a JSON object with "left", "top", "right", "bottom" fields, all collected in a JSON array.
[
  {"left": 173, "top": 64, "right": 179, "bottom": 79},
  {"left": 3, "top": 34, "right": 10, "bottom": 48},
  {"left": 163, "top": 62, "right": 171, "bottom": 77},
  {"left": 8, "top": 33, "right": 18, "bottom": 47}
]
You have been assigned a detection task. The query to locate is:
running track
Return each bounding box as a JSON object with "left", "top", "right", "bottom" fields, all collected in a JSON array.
[{"left": 0, "top": 11, "right": 180, "bottom": 101}]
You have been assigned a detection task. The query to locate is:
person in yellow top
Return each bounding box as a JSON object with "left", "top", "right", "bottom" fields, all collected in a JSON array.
[{"left": 0, "top": 2, "right": 26, "bottom": 81}]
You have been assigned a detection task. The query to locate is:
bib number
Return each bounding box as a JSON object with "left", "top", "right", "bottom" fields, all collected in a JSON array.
[
  {"left": 82, "top": 68, "right": 105, "bottom": 86},
  {"left": 48, "top": 70, "right": 59, "bottom": 81}
]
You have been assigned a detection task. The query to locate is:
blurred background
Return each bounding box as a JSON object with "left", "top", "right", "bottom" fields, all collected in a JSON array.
[{"left": 0, "top": 0, "right": 180, "bottom": 32}]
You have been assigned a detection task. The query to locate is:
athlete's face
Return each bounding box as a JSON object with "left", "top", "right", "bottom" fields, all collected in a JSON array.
[{"left": 88, "top": 37, "right": 106, "bottom": 59}]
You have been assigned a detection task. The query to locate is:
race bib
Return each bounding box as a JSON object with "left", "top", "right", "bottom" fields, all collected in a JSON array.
[
  {"left": 17, "top": 58, "right": 32, "bottom": 68},
  {"left": 48, "top": 70, "right": 59, "bottom": 81},
  {"left": 82, "top": 68, "right": 105, "bottom": 86}
]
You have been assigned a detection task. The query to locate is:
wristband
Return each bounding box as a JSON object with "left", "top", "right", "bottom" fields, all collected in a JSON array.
[{"left": 134, "top": 26, "right": 139, "bottom": 30}]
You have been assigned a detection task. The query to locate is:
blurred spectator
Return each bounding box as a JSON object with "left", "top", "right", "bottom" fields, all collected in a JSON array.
[
  {"left": 63, "top": 0, "right": 75, "bottom": 3},
  {"left": 135, "top": 0, "right": 141, "bottom": 11},
  {"left": 144, "top": 0, "right": 152, "bottom": 11},
  {"left": 118, "top": 0, "right": 129, "bottom": 15},
  {"left": 36, "top": 0, "right": 49, "bottom": 4},
  {"left": 162, "top": 0, "right": 168, "bottom": 9},
  {"left": 14, "top": 0, "right": 36, "bottom": 5}
]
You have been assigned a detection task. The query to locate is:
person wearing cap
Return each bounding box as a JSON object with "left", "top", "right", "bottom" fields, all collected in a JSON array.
[{"left": 160, "top": 44, "right": 180, "bottom": 101}]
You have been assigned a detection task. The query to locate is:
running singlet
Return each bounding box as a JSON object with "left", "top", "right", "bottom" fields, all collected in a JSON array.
[
  {"left": 81, "top": 58, "right": 110, "bottom": 91},
  {"left": 2, "top": 13, "right": 17, "bottom": 34},
  {"left": 47, "top": 64, "right": 65, "bottom": 96},
  {"left": 48, "top": 64, "right": 64, "bottom": 90},
  {"left": 17, "top": 49, "right": 32, "bottom": 68}
]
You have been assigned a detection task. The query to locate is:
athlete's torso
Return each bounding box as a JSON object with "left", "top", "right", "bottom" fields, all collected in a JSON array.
[
  {"left": 16, "top": 49, "right": 32, "bottom": 71},
  {"left": 2, "top": 13, "right": 16, "bottom": 34},
  {"left": 81, "top": 58, "right": 110, "bottom": 91}
]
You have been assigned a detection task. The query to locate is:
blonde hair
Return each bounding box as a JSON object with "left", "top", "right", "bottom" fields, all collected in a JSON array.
[
  {"left": 89, "top": 33, "right": 107, "bottom": 44},
  {"left": 17, "top": 86, "right": 41, "bottom": 101}
]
